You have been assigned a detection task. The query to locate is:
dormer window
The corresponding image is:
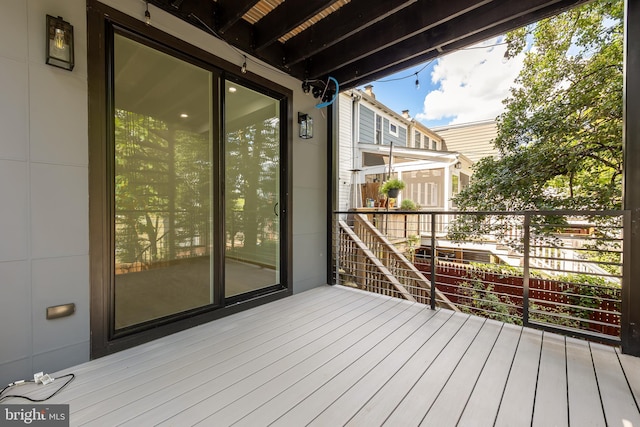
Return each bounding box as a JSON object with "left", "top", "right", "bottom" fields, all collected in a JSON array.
[{"left": 389, "top": 122, "right": 398, "bottom": 136}]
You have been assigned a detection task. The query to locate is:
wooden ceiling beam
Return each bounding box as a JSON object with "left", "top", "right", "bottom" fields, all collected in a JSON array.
[
  {"left": 252, "top": 0, "right": 336, "bottom": 51},
  {"left": 301, "top": 0, "right": 492, "bottom": 79},
  {"left": 216, "top": 19, "right": 308, "bottom": 77},
  {"left": 216, "top": 0, "right": 260, "bottom": 34},
  {"left": 332, "top": 0, "right": 587, "bottom": 89},
  {"left": 282, "top": 0, "right": 418, "bottom": 67}
]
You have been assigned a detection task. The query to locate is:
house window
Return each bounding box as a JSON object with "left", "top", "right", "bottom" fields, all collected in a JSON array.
[
  {"left": 414, "top": 131, "right": 421, "bottom": 148},
  {"left": 423, "top": 135, "right": 429, "bottom": 149},
  {"left": 425, "top": 183, "right": 438, "bottom": 206},
  {"left": 389, "top": 122, "right": 398, "bottom": 137},
  {"left": 375, "top": 114, "right": 382, "bottom": 144},
  {"left": 461, "top": 173, "right": 470, "bottom": 190},
  {"left": 432, "top": 139, "right": 438, "bottom": 150},
  {"left": 452, "top": 174, "right": 460, "bottom": 195}
]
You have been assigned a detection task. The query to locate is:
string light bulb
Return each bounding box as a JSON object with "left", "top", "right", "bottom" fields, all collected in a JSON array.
[
  {"left": 414, "top": 73, "right": 420, "bottom": 90},
  {"left": 241, "top": 56, "right": 247, "bottom": 74},
  {"left": 144, "top": 1, "right": 151, "bottom": 25}
]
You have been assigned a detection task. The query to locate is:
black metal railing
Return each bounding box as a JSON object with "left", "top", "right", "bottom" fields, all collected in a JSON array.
[{"left": 332, "top": 209, "right": 628, "bottom": 344}]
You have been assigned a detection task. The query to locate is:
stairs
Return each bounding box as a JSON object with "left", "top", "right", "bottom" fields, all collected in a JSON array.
[{"left": 338, "top": 214, "right": 458, "bottom": 310}]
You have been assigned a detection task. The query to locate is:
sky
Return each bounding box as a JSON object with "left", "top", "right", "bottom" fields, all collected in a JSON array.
[{"left": 357, "top": 36, "right": 527, "bottom": 129}]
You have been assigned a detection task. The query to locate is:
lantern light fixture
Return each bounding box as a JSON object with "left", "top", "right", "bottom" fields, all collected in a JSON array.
[
  {"left": 298, "top": 113, "right": 313, "bottom": 139},
  {"left": 46, "top": 15, "right": 74, "bottom": 71}
]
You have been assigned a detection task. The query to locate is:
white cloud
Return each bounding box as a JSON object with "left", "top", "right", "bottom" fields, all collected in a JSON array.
[{"left": 416, "top": 37, "right": 526, "bottom": 125}]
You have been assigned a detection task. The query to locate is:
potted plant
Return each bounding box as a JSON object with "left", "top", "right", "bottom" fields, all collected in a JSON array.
[
  {"left": 400, "top": 198, "right": 419, "bottom": 211},
  {"left": 380, "top": 178, "right": 406, "bottom": 199}
]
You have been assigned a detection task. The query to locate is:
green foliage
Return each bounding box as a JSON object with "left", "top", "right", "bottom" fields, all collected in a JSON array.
[
  {"left": 458, "top": 278, "right": 521, "bottom": 324},
  {"left": 454, "top": 0, "right": 623, "bottom": 212},
  {"left": 400, "top": 199, "right": 418, "bottom": 210},
  {"left": 379, "top": 178, "right": 406, "bottom": 194}
]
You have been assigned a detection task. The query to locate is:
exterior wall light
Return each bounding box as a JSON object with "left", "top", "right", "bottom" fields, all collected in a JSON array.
[
  {"left": 46, "top": 15, "right": 74, "bottom": 71},
  {"left": 298, "top": 112, "right": 313, "bottom": 139}
]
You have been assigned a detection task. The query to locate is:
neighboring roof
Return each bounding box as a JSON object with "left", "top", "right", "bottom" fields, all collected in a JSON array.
[
  {"left": 353, "top": 89, "right": 413, "bottom": 127},
  {"left": 432, "top": 120, "right": 500, "bottom": 163},
  {"left": 147, "top": 0, "right": 591, "bottom": 90}
]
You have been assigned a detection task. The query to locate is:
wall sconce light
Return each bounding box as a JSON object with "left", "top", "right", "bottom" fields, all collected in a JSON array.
[
  {"left": 454, "top": 161, "right": 462, "bottom": 169},
  {"left": 298, "top": 112, "right": 313, "bottom": 139},
  {"left": 46, "top": 15, "right": 74, "bottom": 71}
]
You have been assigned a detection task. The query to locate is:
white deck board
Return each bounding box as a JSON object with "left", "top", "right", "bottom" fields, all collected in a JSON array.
[
  {"left": 456, "top": 323, "right": 522, "bottom": 427},
  {"left": 591, "top": 342, "right": 640, "bottom": 427},
  {"left": 383, "top": 315, "right": 487, "bottom": 426},
  {"left": 566, "top": 337, "right": 607, "bottom": 426},
  {"left": 617, "top": 347, "right": 640, "bottom": 410},
  {"left": 3, "top": 285, "right": 638, "bottom": 427},
  {"left": 493, "top": 326, "right": 543, "bottom": 427},
  {"left": 419, "top": 318, "right": 504, "bottom": 427},
  {"left": 531, "top": 333, "right": 568, "bottom": 427},
  {"left": 196, "top": 300, "right": 425, "bottom": 426}
]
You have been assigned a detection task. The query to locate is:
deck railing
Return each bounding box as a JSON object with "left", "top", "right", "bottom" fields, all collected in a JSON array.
[{"left": 332, "top": 209, "right": 628, "bottom": 344}]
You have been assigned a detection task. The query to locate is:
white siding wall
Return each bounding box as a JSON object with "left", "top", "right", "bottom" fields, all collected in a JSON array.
[
  {"left": 0, "top": 0, "right": 328, "bottom": 385},
  {"left": 435, "top": 120, "right": 499, "bottom": 163},
  {"left": 337, "top": 93, "right": 353, "bottom": 211}
]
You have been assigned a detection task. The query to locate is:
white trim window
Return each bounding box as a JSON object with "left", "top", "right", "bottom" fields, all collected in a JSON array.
[
  {"left": 389, "top": 122, "right": 398, "bottom": 137},
  {"left": 375, "top": 114, "right": 382, "bottom": 144}
]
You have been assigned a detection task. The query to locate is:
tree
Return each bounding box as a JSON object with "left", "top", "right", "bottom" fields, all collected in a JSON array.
[{"left": 454, "top": 0, "right": 623, "bottom": 212}]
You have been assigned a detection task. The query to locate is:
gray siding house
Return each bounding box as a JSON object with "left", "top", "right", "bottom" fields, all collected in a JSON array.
[{"left": 338, "top": 87, "right": 472, "bottom": 211}]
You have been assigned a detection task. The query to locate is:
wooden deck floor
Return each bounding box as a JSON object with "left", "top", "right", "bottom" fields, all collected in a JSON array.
[{"left": 6, "top": 285, "right": 640, "bottom": 426}]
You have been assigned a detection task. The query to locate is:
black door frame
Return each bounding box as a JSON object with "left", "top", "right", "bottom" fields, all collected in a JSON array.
[{"left": 88, "top": 0, "right": 293, "bottom": 358}]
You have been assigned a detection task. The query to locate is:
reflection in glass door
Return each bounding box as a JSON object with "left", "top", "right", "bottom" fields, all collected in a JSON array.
[
  {"left": 224, "top": 81, "right": 280, "bottom": 297},
  {"left": 113, "top": 34, "right": 214, "bottom": 329}
]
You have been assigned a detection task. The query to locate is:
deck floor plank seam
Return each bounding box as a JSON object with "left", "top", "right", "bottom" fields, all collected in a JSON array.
[
  {"left": 531, "top": 333, "right": 569, "bottom": 427},
  {"left": 615, "top": 348, "right": 640, "bottom": 413}
]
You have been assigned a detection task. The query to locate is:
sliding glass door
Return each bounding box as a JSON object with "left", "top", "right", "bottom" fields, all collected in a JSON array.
[
  {"left": 224, "top": 81, "right": 281, "bottom": 298},
  {"left": 112, "top": 34, "right": 215, "bottom": 329},
  {"left": 107, "top": 29, "right": 286, "bottom": 335}
]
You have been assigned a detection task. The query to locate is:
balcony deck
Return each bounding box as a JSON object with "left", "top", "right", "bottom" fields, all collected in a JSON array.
[{"left": 6, "top": 285, "right": 640, "bottom": 426}]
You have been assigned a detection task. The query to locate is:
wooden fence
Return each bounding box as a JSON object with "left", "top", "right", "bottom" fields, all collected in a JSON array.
[{"left": 416, "top": 260, "right": 621, "bottom": 337}]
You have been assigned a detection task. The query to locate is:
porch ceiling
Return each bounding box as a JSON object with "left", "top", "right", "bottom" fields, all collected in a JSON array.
[{"left": 148, "top": 0, "right": 590, "bottom": 90}]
